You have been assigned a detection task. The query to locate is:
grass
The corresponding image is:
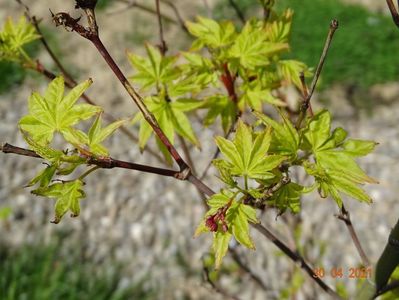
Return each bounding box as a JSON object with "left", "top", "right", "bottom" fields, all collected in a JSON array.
[
  {"left": 0, "top": 239, "right": 155, "bottom": 300},
  {"left": 214, "top": 0, "right": 399, "bottom": 89}
]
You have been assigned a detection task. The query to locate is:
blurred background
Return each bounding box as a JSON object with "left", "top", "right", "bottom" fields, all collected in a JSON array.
[{"left": 0, "top": 0, "right": 398, "bottom": 299}]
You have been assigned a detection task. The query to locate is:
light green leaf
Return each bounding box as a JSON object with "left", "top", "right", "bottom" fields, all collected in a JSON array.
[
  {"left": 127, "top": 43, "right": 179, "bottom": 90},
  {"left": 228, "top": 203, "right": 256, "bottom": 249},
  {"left": 186, "top": 17, "right": 236, "bottom": 50},
  {"left": 215, "top": 120, "right": 286, "bottom": 180},
  {"left": 213, "top": 231, "right": 232, "bottom": 269},
  {"left": 133, "top": 96, "right": 200, "bottom": 156},
  {"left": 0, "top": 16, "right": 40, "bottom": 61},
  {"left": 32, "top": 180, "right": 85, "bottom": 224},
  {"left": 343, "top": 139, "right": 378, "bottom": 157},
  {"left": 229, "top": 22, "right": 288, "bottom": 69},
  {"left": 19, "top": 76, "right": 102, "bottom": 145},
  {"left": 278, "top": 60, "right": 311, "bottom": 89}
]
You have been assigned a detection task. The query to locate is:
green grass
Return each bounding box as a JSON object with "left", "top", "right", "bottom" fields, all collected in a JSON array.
[
  {"left": 0, "top": 240, "right": 155, "bottom": 300},
  {"left": 214, "top": 0, "right": 399, "bottom": 88}
]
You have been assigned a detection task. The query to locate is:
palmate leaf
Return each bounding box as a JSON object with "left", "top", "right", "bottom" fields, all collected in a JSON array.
[
  {"left": 186, "top": 16, "right": 236, "bottom": 50},
  {"left": 32, "top": 180, "right": 85, "bottom": 224},
  {"left": 132, "top": 96, "right": 201, "bottom": 162},
  {"left": 228, "top": 22, "right": 288, "bottom": 70},
  {"left": 265, "top": 9, "right": 293, "bottom": 43},
  {"left": 127, "top": 44, "right": 179, "bottom": 90},
  {"left": 302, "top": 110, "right": 378, "bottom": 206},
  {"left": 214, "top": 120, "right": 286, "bottom": 180},
  {"left": 19, "top": 76, "right": 102, "bottom": 145},
  {"left": 0, "top": 16, "right": 40, "bottom": 61},
  {"left": 195, "top": 191, "right": 259, "bottom": 268},
  {"left": 239, "top": 83, "right": 286, "bottom": 111},
  {"left": 277, "top": 60, "right": 312, "bottom": 90}
]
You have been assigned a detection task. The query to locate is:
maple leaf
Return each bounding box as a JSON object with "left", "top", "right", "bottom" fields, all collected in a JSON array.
[
  {"left": 214, "top": 120, "right": 286, "bottom": 180},
  {"left": 19, "top": 76, "right": 102, "bottom": 145}
]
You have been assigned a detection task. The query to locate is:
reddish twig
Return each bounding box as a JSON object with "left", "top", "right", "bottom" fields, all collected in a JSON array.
[
  {"left": 155, "top": 0, "right": 167, "bottom": 55},
  {"left": 335, "top": 205, "right": 371, "bottom": 266},
  {"left": 296, "top": 19, "right": 339, "bottom": 129}
]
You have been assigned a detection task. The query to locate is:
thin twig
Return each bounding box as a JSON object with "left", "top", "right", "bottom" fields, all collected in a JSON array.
[
  {"left": 296, "top": 19, "right": 339, "bottom": 129},
  {"left": 227, "top": 0, "right": 246, "bottom": 24},
  {"left": 252, "top": 223, "right": 341, "bottom": 299},
  {"left": 387, "top": 0, "right": 399, "bottom": 28},
  {"left": 229, "top": 247, "right": 268, "bottom": 290},
  {"left": 160, "top": 0, "right": 189, "bottom": 33},
  {"left": 200, "top": 112, "right": 241, "bottom": 180},
  {"left": 335, "top": 205, "right": 371, "bottom": 266},
  {"left": 155, "top": 0, "right": 167, "bottom": 55},
  {"left": 202, "top": 264, "right": 241, "bottom": 300},
  {"left": 1, "top": 143, "right": 178, "bottom": 178}
]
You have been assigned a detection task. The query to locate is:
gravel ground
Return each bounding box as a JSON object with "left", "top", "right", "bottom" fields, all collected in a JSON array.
[{"left": 1, "top": 1, "right": 399, "bottom": 299}]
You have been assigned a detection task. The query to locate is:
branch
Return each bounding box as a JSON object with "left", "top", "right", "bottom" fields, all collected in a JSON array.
[
  {"left": 296, "top": 19, "right": 339, "bottom": 129},
  {"left": 202, "top": 263, "right": 242, "bottom": 300},
  {"left": 1, "top": 143, "right": 178, "bottom": 178},
  {"left": 229, "top": 246, "right": 268, "bottom": 290},
  {"left": 387, "top": 0, "right": 399, "bottom": 28},
  {"left": 335, "top": 205, "right": 370, "bottom": 266},
  {"left": 252, "top": 223, "right": 341, "bottom": 299},
  {"left": 155, "top": 0, "right": 167, "bottom": 54}
]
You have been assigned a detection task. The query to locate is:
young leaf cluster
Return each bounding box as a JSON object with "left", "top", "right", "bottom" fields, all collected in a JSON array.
[
  {"left": 18, "top": 76, "right": 125, "bottom": 223},
  {"left": 197, "top": 110, "right": 377, "bottom": 267}
]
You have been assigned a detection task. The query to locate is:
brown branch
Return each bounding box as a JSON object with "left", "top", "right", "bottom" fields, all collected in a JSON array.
[
  {"left": 335, "top": 205, "right": 371, "bottom": 267},
  {"left": 200, "top": 112, "right": 241, "bottom": 180},
  {"left": 155, "top": 0, "right": 167, "bottom": 55},
  {"left": 160, "top": 0, "right": 189, "bottom": 33},
  {"left": 1, "top": 143, "right": 178, "bottom": 178},
  {"left": 229, "top": 247, "right": 268, "bottom": 290},
  {"left": 202, "top": 263, "right": 242, "bottom": 300},
  {"left": 252, "top": 223, "right": 341, "bottom": 299},
  {"left": 296, "top": 19, "right": 339, "bottom": 129},
  {"left": 387, "top": 0, "right": 399, "bottom": 28}
]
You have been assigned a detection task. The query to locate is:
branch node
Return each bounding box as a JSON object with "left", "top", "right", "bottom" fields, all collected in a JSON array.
[{"left": 175, "top": 167, "right": 191, "bottom": 181}]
